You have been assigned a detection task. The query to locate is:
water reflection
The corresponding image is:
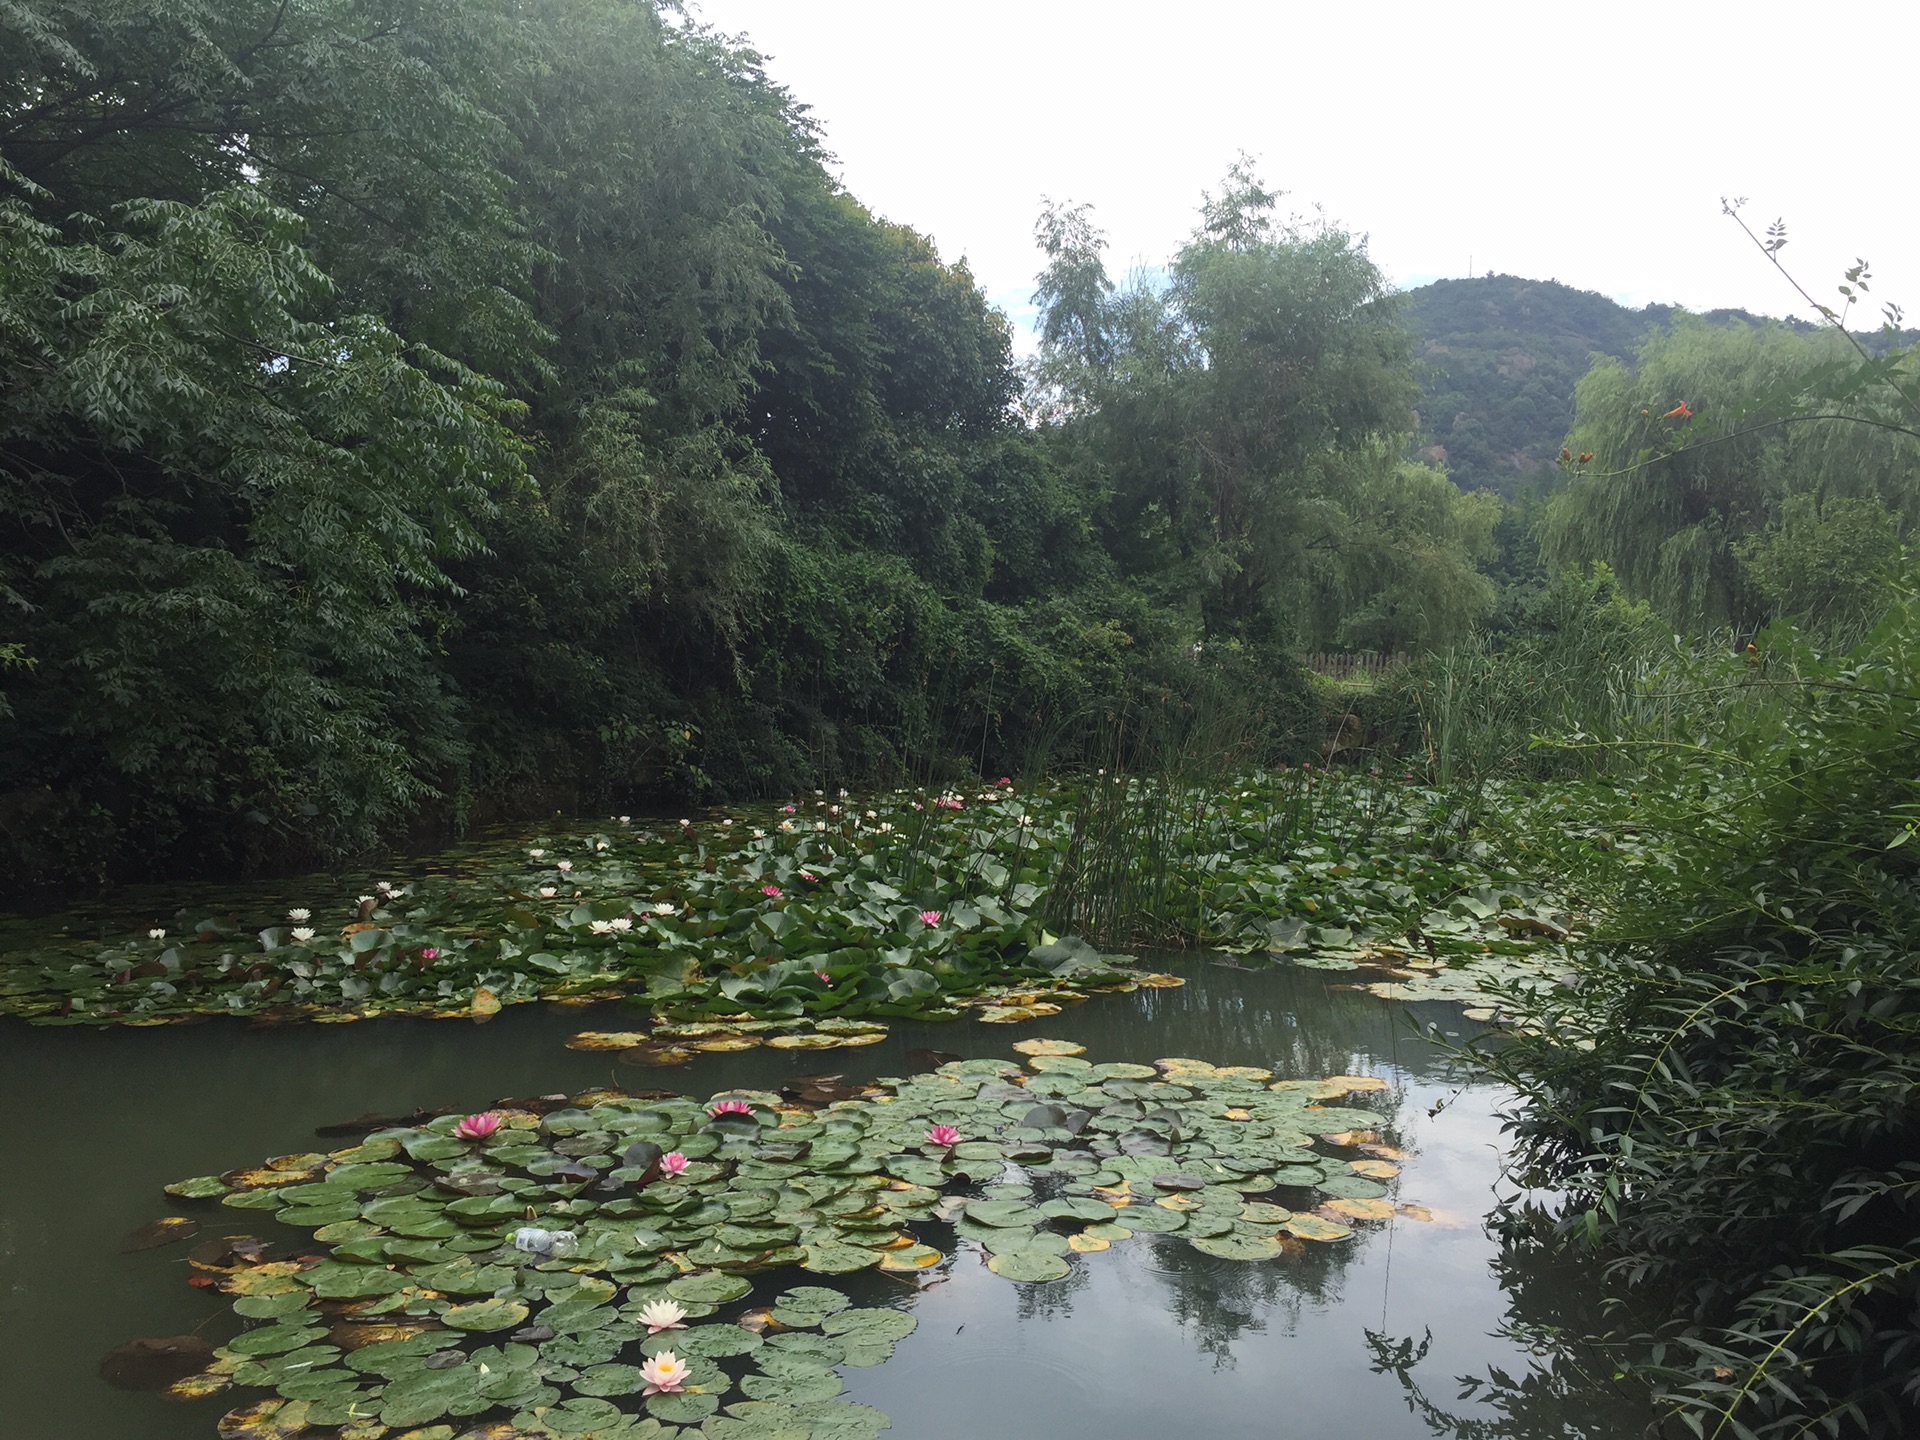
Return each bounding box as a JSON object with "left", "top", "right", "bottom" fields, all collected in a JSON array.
[{"left": 0, "top": 956, "right": 1650, "bottom": 1439}]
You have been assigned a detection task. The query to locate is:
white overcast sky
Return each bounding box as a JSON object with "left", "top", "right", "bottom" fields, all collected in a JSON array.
[{"left": 689, "top": 0, "right": 1917, "bottom": 350}]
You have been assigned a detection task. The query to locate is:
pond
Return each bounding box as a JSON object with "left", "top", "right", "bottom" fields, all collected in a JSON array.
[{"left": 0, "top": 956, "right": 1649, "bottom": 1439}]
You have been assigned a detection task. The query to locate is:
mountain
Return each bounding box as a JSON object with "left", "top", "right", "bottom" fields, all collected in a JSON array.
[{"left": 1399, "top": 274, "right": 1813, "bottom": 497}]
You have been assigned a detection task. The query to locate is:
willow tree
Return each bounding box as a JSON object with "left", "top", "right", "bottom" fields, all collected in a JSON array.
[
  {"left": 1542, "top": 319, "right": 1920, "bottom": 634},
  {"left": 1030, "top": 165, "right": 1495, "bottom": 649}
]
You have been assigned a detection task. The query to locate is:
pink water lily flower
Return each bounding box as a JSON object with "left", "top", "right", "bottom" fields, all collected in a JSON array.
[
  {"left": 453, "top": 1112, "right": 500, "bottom": 1141},
  {"left": 709, "top": 1099, "right": 754, "bottom": 1118},
  {"left": 640, "top": 1351, "right": 689, "bottom": 1395},
  {"left": 927, "top": 1125, "right": 961, "bottom": 1147},
  {"left": 761, "top": 884, "right": 781, "bottom": 898},
  {"left": 420, "top": 947, "right": 440, "bottom": 960},
  {"left": 918, "top": 910, "right": 942, "bottom": 926},
  {"left": 659, "top": 1151, "right": 690, "bottom": 1176},
  {"left": 815, "top": 970, "right": 832, "bottom": 986}
]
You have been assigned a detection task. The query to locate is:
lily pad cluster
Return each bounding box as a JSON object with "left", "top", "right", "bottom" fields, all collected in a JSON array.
[
  {"left": 6, "top": 772, "right": 1576, "bottom": 1027},
  {"left": 142, "top": 1045, "right": 1413, "bottom": 1439}
]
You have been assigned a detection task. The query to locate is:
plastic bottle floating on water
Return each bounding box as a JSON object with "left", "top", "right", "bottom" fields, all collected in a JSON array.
[{"left": 512, "top": 1226, "right": 576, "bottom": 1257}]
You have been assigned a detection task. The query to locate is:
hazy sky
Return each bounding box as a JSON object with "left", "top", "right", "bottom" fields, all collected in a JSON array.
[{"left": 690, "top": 0, "right": 1917, "bottom": 348}]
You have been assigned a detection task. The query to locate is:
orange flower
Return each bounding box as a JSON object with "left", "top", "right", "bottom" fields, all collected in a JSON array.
[{"left": 1662, "top": 402, "right": 1693, "bottom": 419}]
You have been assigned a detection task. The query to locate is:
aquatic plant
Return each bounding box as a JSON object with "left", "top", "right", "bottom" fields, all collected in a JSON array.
[
  {"left": 138, "top": 1049, "right": 1417, "bottom": 1436},
  {"left": 2, "top": 775, "right": 1575, "bottom": 1028}
]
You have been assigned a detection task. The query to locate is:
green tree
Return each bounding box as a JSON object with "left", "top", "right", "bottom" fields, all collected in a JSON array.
[{"left": 1542, "top": 319, "right": 1920, "bottom": 632}]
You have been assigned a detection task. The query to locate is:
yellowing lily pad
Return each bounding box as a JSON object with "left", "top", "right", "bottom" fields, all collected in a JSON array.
[
  {"left": 218, "top": 1399, "right": 312, "bottom": 1439},
  {"left": 1349, "top": 1159, "right": 1401, "bottom": 1179},
  {"left": 689, "top": 1035, "right": 761, "bottom": 1052},
  {"left": 1282, "top": 1215, "right": 1353, "bottom": 1242},
  {"left": 1323, "top": 1197, "right": 1395, "bottom": 1221},
  {"left": 566, "top": 1031, "right": 652, "bottom": 1051},
  {"left": 1010, "top": 1039, "right": 1085, "bottom": 1057},
  {"left": 1066, "top": 1233, "right": 1109, "bottom": 1252},
  {"left": 976, "top": 1004, "right": 1062, "bottom": 1023}
]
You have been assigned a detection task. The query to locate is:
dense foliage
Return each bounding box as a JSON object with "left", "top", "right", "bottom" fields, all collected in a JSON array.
[
  {"left": 1476, "top": 596, "right": 1920, "bottom": 1437},
  {"left": 1543, "top": 321, "right": 1920, "bottom": 635},
  {"left": 2, "top": 1, "right": 1420, "bottom": 896}
]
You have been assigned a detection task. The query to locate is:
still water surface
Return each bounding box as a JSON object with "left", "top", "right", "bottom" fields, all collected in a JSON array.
[{"left": 0, "top": 960, "right": 1646, "bottom": 1438}]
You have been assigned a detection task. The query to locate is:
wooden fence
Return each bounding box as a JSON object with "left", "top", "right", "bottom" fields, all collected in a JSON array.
[{"left": 1302, "top": 651, "right": 1411, "bottom": 682}]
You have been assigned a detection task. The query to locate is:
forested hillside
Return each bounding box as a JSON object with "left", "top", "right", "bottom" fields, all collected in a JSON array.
[
  {"left": 1399, "top": 273, "right": 1826, "bottom": 496},
  {"left": 0, "top": 1, "right": 1497, "bottom": 895}
]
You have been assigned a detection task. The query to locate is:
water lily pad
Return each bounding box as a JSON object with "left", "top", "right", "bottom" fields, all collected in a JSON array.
[
  {"left": 1010, "top": 1039, "right": 1085, "bottom": 1056},
  {"left": 667, "top": 1272, "right": 753, "bottom": 1305},
  {"left": 1238, "top": 1202, "right": 1294, "bottom": 1224},
  {"left": 218, "top": 1399, "right": 313, "bottom": 1438},
  {"left": 1281, "top": 1214, "right": 1353, "bottom": 1242},
  {"left": 164, "top": 1175, "right": 231, "bottom": 1201},
  {"left": 1035, "top": 1197, "right": 1116, "bottom": 1223},
  {"left": 566, "top": 1031, "right": 652, "bottom": 1051},
  {"left": 441, "top": 1299, "right": 530, "bottom": 1332},
  {"left": 1110, "top": 1205, "right": 1184, "bottom": 1233},
  {"left": 819, "top": 1308, "right": 915, "bottom": 1344},
  {"left": 1324, "top": 1197, "right": 1396, "bottom": 1221},
  {"left": 571, "top": 1362, "right": 646, "bottom": 1396},
  {"left": 985, "top": 1249, "right": 1071, "bottom": 1282},
  {"left": 1316, "top": 1175, "right": 1389, "bottom": 1201},
  {"left": 741, "top": 1369, "right": 844, "bottom": 1404},
  {"left": 963, "top": 1199, "right": 1038, "bottom": 1227},
  {"left": 798, "top": 1242, "right": 881, "bottom": 1275},
  {"left": 645, "top": 1391, "right": 721, "bottom": 1424},
  {"left": 1188, "top": 1232, "right": 1288, "bottom": 1260}
]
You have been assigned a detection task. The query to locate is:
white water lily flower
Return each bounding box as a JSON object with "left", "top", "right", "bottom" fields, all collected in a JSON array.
[
  {"left": 556, "top": 860, "right": 573, "bottom": 872},
  {"left": 609, "top": 917, "right": 632, "bottom": 932},
  {"left": 879, "top": 822, "right": 895, "bottom": 833},
  {"left": 590, "top": 920, "right": 615, "bottom": 934},
  {"left": 528, "top": 848, "right": 546, "bottom": 858},
  {"left": 814, "top": 821, "right": 827, "bottom": 831},
  {"left": 651, "top": 901, "right": 676, "bottom": 915},
  {"left": 752, "top": 828, "right": 765, "bottom": 839},
  {"left": 356, "top": 895, "right": 375, "bottom": 905},
  {"left": 778, "top": 820, "right": 792, "bottom": 832},
  {"left": 722, "top": 819, "right": 733, "bottom": 827},
  {"left": 287, "top": 908, "right": 311, "bottom": 922},
  {"left": 147, "top": 928, "right": 166, "bottom": 940},
  {"left": 637, "top": 1299, "right": 688, "bottom": 1334},
  {"left": 595, "top": 840, "right": 610, "bottom": 851},
  {"left": 829, "top": 805, "right": 841, "bottom": 816},
  {"left": 838, "top": 788, "right": 848, "bottom": 798},
  {"left": 865, "top": 810, "right": 877, "bottom": 819},
  {"left": 619, "top": 815, "right": 631, "bottom": 823},
  {"left": 539, "top": 886, "right": 557, "bottom": 898},
  {"left": 291, "top": 927, "right": 316, "bottom": 943}
]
